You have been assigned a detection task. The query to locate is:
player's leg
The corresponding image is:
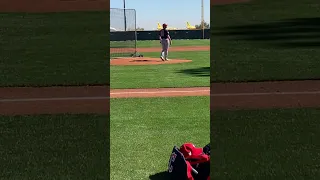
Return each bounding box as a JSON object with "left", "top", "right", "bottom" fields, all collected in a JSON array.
[
  {"left": 160, "top": 39, "right": 165, "bottom": 61},
  {"left": 164, "top": 39, "right": 169, "bottom": 60}
]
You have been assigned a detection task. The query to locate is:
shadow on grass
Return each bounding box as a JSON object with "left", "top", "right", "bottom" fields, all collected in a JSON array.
[
  {"left": 212, "top": 17, "right": 320, "bottom": 48},
  {"left": 0, "top": 115, "right": 109, "bottom": 179},
  {"left": 177, "top": 67, "right": 210, "bottom": 77},
  {"left": 149, "top": 171, "right": 169, "bottom": 180}
]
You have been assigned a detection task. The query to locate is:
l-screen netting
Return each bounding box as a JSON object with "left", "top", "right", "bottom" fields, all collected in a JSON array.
[{"left": 110, "top": 8, "right": 137, "bottom": 58}]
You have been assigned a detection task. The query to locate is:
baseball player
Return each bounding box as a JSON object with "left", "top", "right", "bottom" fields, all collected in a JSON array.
[{"left": 159, "top": 23, "right": 172, "bottom": 61}]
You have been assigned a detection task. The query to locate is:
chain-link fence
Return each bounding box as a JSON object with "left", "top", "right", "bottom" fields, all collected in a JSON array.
[{"left": 110, "top": 8, "right": 137, "bottom": 58}]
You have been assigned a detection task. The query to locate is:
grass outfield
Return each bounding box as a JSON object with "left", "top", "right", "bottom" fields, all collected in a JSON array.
[
  {"left": 111, "top": 51, "right": 209, "bottom": 88},
  {"left": 211, "top": 108, "right": 320, "bottom": 179},
  {"left": 211, "top": 0, "right": 320, "bottom": 82},
  {"left": 110, "top": 39, "right": 210, "bottom": 48},
  {"left": 0, "top": 12, "right": 109, "bottom": 87},
  {"left": 110, "top": 96, "right": 210, "bottom": 180},
  {"left": 0, "top": 12, "right": 208, "bottom": 87},
  {"left": 0, "top": 114, "right": 109, "bottom": 179}
]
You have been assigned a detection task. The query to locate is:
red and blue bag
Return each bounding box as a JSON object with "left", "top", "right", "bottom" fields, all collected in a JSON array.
[{"left": 168, "top": 143, "right": 210, "bottom": 180}]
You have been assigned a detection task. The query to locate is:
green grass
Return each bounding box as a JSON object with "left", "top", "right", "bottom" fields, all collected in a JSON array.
[
  {"left": 0, "top": 11, "right": 109, "bottom": 87},
  {"left": 0, "top": 12, "right": 208, "bottom": 87},
  {"left": 110, "top": 96, "right": 209, "bottom": 180},
  {"left": 0, "top": 114, "right": 109, "bottom": 179},
  {"left": 110, "top": 39, "right": 210, "bottom": 48},
  {"left": 211, "top": 0, "right": 320, "bottom": 82},
  {"left": 212, "top": 108, "right": 320, "bottom": 179},
  {"left": 111, "top": 51, "right": 209, "bottom": 88}
]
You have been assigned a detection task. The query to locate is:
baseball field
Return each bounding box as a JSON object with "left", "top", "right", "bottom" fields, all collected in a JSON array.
[
  {"left": 110, "top": 37, "right": 210, "bottom": 180},
  {"left": 211, "top": 0, "right": 320, "bottom": 179},
  {"left": 0, "top": 1, "right": 111, "bottom": 179},
  {"left": 1, "top": 0, "right": 319, "bottom": 179},
  {"left": 0, "top": 1, "right": 211, "bottom": 180}
]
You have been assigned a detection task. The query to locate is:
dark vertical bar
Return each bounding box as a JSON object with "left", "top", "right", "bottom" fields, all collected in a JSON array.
[{"left": 123, "top": 0, "right": 127, "bottom": 31}]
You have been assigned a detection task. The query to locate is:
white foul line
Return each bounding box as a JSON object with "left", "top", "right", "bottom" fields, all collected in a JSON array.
[
  {"left": 110, "top": 89, "right": 210, "bottom": 95},
  {"left": 1, "top": 90, "right": 320, "bottom": 102},
  {"left": 110, "top": 90, "right": 320, "bottom": 96},
  {"left": 211, "top": 90, "right": 320, "bottom": 97}
]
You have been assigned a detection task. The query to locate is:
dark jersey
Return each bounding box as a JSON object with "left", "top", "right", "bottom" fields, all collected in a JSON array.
[{"left": 159, "top": 29, "right": 170, "bottom": 39}]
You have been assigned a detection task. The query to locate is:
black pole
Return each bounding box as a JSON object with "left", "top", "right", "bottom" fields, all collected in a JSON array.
[{"left": 123, "top": 0, "right": 127, "bottom": 31}]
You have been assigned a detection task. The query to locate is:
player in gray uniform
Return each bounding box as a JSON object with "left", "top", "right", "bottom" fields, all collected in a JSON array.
[{"left": 159, "top": 23, "right": 172, "bottom": 61}]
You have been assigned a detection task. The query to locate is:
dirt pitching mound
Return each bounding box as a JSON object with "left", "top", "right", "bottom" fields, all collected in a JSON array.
[{"left": 111, "top": 57, "right": 192, "bottom": 66}]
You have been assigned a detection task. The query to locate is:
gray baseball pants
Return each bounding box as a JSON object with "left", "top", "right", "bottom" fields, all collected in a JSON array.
[{"left": 161, "top": 39, "right": 170, "bottom": 59}]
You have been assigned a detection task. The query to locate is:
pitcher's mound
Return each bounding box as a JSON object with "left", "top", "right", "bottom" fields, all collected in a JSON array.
[{"left": 111, "top": 57, "right": 192, "bottom": 66}]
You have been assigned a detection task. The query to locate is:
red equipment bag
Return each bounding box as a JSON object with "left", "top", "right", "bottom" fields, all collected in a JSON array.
[{"left": 167, "top": 143, "right": 210, "bottom": 180}]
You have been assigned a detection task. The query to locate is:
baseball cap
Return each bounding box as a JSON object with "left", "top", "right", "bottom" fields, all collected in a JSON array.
[{"left": 179, "top": 143, "right": 204, "bottom": 158}]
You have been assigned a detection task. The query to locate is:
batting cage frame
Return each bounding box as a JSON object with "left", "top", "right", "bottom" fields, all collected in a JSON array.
[{"left": 110, "top": 8, "right": 141, "bottom": 58}]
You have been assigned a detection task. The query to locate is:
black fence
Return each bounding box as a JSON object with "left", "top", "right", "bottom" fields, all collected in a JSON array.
[{"left": 110, "top": 29, "right": 210, "bottom": 41}]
